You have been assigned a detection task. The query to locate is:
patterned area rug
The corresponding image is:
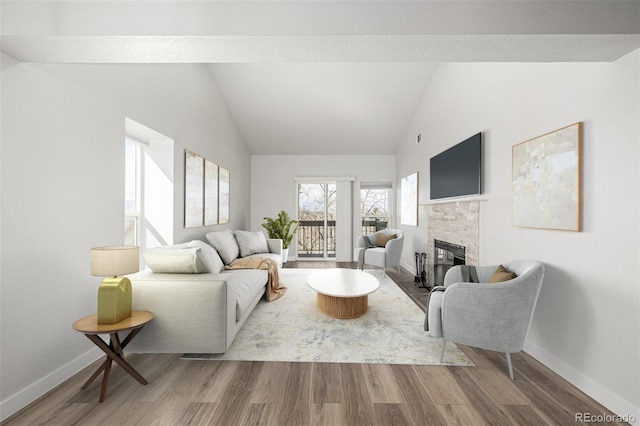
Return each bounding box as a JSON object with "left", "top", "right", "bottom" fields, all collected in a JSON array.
[{"left": 182, "top": 269, "right": 473, "bottom": 366}]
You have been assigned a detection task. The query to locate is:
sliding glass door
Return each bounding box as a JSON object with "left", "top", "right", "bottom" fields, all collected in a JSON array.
[{"left": 297, "top": 183, "right": 336, "bottom": 258}]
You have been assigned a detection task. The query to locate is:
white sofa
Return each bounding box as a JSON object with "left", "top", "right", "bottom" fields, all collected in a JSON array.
[{"left": 127, "top": 231, "right": 282, "bottom": 354}]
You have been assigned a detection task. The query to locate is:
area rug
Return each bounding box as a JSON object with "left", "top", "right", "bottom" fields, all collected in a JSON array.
[{"left": 182, "top": 269, "right": 473, "bottom": 366}]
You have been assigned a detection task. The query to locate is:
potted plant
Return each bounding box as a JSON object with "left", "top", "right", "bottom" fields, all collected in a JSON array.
[{"left": 262, "top": 210, "right": 299, "bottom": 263}]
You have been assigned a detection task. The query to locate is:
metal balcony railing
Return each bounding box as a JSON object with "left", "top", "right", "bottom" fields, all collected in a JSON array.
[
  {"left": 298, "top": 220, "right": 336, "bottom": 257},
  {"left": 361, "top": 217, "right": 388, "bottom": 235},
  {"left": 297, "top": 217, "right": 389, "bottom": 258}
]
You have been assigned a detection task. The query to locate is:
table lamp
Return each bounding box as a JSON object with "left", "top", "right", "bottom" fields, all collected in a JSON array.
[{"left": 90, "top": 246, "right": 139, "bottom": 324}]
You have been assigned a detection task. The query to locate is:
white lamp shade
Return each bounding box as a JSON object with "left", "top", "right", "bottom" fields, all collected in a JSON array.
[{"left": 91, "top": 246, "right": 139, "bottom": 276}]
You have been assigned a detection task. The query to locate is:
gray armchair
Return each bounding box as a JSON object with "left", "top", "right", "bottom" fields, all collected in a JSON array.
[
  {"left": 354, "top": 229, "right": 404, "bottom": 276},
  {"left": 426, "top": 260, "right": 545, "bottom": 379}
]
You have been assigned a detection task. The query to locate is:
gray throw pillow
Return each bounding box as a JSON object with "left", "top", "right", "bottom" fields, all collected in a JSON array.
[
  {"left": 205, "top": 230, "right": 240, "bottom": 265},
  {"left": 234, "top": 230, "right": 269, "bottom": 257}
]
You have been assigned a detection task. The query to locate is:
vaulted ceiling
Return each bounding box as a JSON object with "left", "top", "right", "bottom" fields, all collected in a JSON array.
[
  {"left": 2, "top": 1, "right": 639, "bottom": 155},
  {"left": 208, "top": 63, "right": 435, "bottom": 155}
]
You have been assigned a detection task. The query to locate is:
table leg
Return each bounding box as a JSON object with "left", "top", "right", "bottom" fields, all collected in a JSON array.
[
  {"left": 85, "top": 334, "right": 148, "bottom": 385},
  {"left": 99, "top": 357, "right": 112, "bottom": 402},
  {"left": 81, "top": 332, "right": 124, "bottom": 390},
  {"left": 81, "top": 328, "right": 148, "bottom": 402},
  {"left": 120, "top": 327, "right": 143, "bottom": 348},
  {"left": 81, "top": 360, "right": 107, "bottom": 390}
]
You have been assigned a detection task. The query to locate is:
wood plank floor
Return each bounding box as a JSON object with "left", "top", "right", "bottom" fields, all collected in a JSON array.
[{"left": 3, "top": 262, "right": 625, "bottom": 425}]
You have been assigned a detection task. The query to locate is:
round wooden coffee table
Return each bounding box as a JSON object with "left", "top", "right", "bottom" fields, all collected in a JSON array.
[{"left": 307, "top": 269, "right": 380, "bottom": 319}]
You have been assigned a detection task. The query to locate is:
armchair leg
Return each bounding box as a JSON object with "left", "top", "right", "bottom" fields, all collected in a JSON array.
[
  {"left": 440, "top": 340, "right": 446, "bottom": 363},
  {"left": 505, "top": 352, "right": 514, "bottom": 380}
]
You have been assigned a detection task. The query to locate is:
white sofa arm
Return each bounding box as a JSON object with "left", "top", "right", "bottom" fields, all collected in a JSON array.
[
  {"left": 128, "top": 270, "right": 237, "bottom": 354},
  {"left": 266, "top": 238, "right": 283, "bottom": 255}
]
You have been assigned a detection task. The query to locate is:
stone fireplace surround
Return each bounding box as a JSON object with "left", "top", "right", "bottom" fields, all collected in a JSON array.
[{"left": 425, "top": 200, "right": 480, "bottom": 286}]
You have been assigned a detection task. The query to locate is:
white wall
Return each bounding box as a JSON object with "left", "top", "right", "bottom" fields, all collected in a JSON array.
[
  {"left": 0, "top": 57, "right": 251, "bottom": 419},
  {"left": 250, "top": 155, "right": 396, "bottom": 259},
  {"left": 396, "top": 51, "right": 640, "bottom": 420},
  {"left": 1, "top": 50, "right": 637, "bottom": 421}
]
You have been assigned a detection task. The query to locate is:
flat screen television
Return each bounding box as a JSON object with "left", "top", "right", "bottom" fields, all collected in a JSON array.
[{"left": 430, "top": 132, "right": 482, "bottom": 200}]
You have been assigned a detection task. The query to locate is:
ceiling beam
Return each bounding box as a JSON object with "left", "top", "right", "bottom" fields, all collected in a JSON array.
[
  {"left": 2, "top": 34, "right": 639, "bottom": 63},
  {"left": 3, "top": 1, "right": 639, "bottom": 36},
  {"left": 1, "top": 1, "right": 639, "bottom": 63}
]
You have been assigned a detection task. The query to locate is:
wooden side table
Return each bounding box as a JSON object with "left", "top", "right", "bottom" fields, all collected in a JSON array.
[{"left": 72, "top": 310, "right": 154, "bottom": 402}]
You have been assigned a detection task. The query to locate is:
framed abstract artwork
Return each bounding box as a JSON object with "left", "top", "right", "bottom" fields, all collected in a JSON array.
[
  {"left": 184, "top": 150, "right": 230, "bottom": 228},
  {"left": 184, "top": 150, "right": 204, "bottom": 228},
  {"left": 401, "top": 172, "right": 418, "bottom": 226},
  {"left": 204, "top": 160, "right": 219, "bottom": 226},
  {"left": 512, "top": 122, "right": 582, "bottom": 231},
  {"left": 219, "top": 166, "right": 230, "bottom": 224}
]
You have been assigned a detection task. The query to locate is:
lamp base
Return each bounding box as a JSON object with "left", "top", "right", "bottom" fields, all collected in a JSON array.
[{"left": 97, "top": 276, "right": 132, "bottom": 324}]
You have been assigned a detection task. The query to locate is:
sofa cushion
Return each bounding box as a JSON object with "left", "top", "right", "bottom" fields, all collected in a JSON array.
[
  {"left": 205, "top": 230, "right": 240, "bottom": 265},
  {"left": 142, "top": 245, "right": 208, "bottom": 273},
  {"left": 244, "top": 252, "right": 282, "bottom": 268},
  {"left": 187, "top": 240, "right": 224, "bottom": 273},
  {"left": 230, "top": 269, "right": 268, "bottom": 321},
  {"left": 235, "top": 230, "right": 269, "bottom": 257},
  {"left": 489, "top": 265, "right": 517, "bottom": 283}
]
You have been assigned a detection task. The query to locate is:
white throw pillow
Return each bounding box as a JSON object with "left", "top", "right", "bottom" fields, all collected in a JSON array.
[
  {"left": 187, "top": 240, "right": 224, "bottom": 273},
  {"left": 142, "top": 246, "right": 207, "bottom": 273},
  {"left": 205, "top": 230, "right": 240, "bottom": 265},
  {"left": 142, "top": 240, "right": 224, "bottom": 273},
  {"left": 234, "top": 230, "right": 269, "bottom": 257}
]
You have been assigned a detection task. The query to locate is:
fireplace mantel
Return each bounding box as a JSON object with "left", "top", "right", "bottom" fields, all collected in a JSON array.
[{"left": 420, "top": 195, "right": 489, "bottom": 206}]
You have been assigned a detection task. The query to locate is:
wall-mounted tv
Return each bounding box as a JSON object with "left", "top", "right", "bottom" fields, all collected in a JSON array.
[{"left": 430, "top": 132, "right": 482, "bottom": 200}]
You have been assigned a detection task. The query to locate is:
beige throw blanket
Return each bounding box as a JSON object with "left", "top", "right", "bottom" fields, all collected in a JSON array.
[{"left": 224, "top": 257, "right": 287, "bottom": 302}]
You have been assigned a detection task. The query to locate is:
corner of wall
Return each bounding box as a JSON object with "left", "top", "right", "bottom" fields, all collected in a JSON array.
[{"left": 0, "top": 348, "right": 102, "bottom": 422}]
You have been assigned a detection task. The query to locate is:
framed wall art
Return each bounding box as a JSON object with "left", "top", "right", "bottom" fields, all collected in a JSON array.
[
  {"left": 184, "top": 150, "right": 229, "bottom": 228},
  {"left": 512, "top": 122, "right": 582, "bottom": 231},
  {"left": 184, "top": 150, "right": 204, "bottom": 228},
  {"left": 401, "top": 172, "right": 418, "bottom": 226},
  {"left": 218, "top": 166, "right": 230, "bottom": 224},
  {"left": 204, "top": 160, "right": 219, "bottom": 226}
]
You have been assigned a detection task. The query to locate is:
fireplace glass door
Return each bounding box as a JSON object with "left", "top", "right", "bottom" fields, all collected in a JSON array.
[{"left": 433, "top": 239, "right": 466, "bottom": 286}]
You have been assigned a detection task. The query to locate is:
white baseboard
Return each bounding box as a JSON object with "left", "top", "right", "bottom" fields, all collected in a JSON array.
[
  {"left": 0, "top": 347, "right": 102, "bottom": 422},
  {"left": 5, "top": 309, "right": 636, "bottom": 425},
  {"left": 524, "top": 339, "right": 639, "bottom": 425},
  {"left": 400, "top": 260, "right": 415, "bottom": 275},
  {"left": 395, "top": 263, "right": 638, "bottom": 424}
]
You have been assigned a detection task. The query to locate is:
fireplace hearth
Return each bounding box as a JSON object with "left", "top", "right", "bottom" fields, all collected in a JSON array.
[{"left": 433, "top": 239, "right": 466, "bottom": 287}]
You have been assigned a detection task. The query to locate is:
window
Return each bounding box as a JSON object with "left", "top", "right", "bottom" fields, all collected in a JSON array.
[
  {"left": 360, "top": 182, "right": 392, "bottom": 236},
  {"left": 124, "top": 135, "right": 142, "bottom": 245},
  {"left": 124, "top": 118, "right": 175, "bottom": 249}
]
